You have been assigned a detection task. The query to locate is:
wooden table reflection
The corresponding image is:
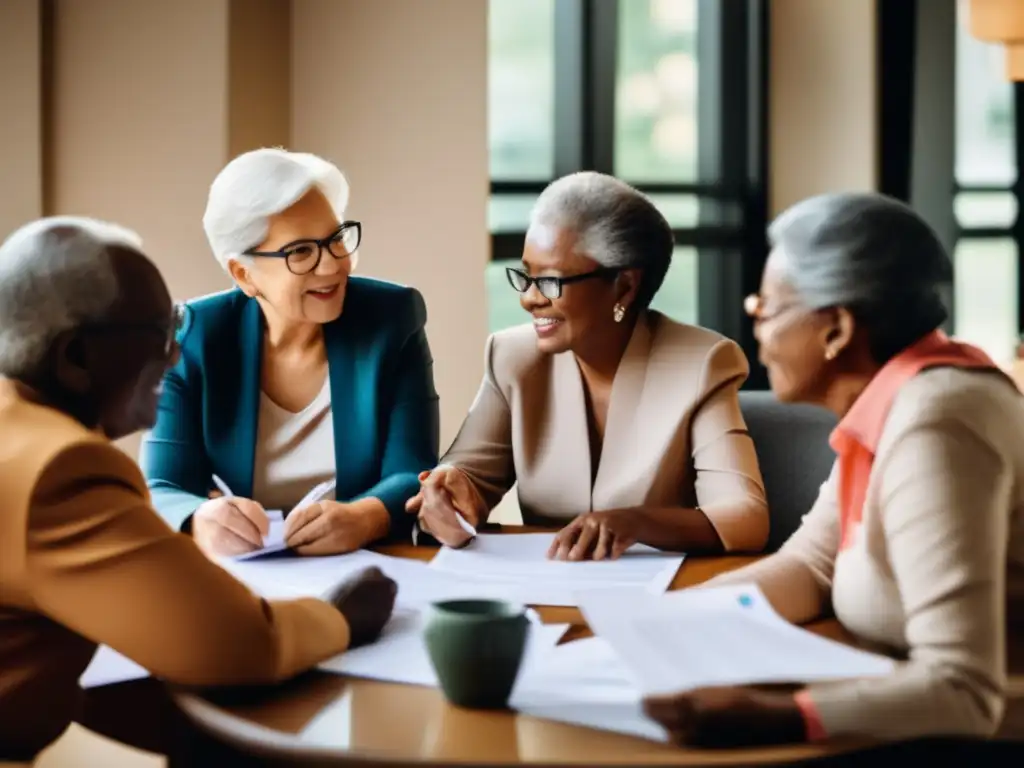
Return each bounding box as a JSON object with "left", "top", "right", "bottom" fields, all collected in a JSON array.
[{"left": 172, "top": 538, "right": 879, "bottom": 765}]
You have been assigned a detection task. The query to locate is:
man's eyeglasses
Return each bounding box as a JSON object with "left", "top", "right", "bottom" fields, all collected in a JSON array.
[
  {"left": 244, "top": 222, "right": 361, "bottom": 276},
  {"left": 505, "top": 266, "right": 618, "bottom": 300}
]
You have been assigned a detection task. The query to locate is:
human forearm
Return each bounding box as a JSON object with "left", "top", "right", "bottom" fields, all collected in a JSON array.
[
  {"left": 796, "top": 663, "right": 1003, "bottom": 741},
  {"left": 355, "top": 473, "right": 419, "bottom": 540},
  {"left": 632, "top": 506, "right": 725, "bottom": 553},
  {"left": 148, "top": 484, "right": 207, "bottom": 532},
  {"left": 347, "top": 496, "right": 391, "bottom": 544},
  {"left": 31, "top": 474, "right": 351, "bottom": 685}
]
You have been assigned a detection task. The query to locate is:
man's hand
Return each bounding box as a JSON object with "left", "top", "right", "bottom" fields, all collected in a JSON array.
[
  {"left": 548, "top": 509, "right": 642, "bottom": 561},
  {"left": 192, "top": 496, "right": 269, "bottom": 558},
  {"left": 325, "top": 566, "right": 398, "bottom": 647},
  {"left": 642, "top": 686, "right": 807, "bottom": 748},
  {"left": 405, "top": 467, "right": 484, "bottom": 548},
  {"left": 284, "top": 500, "right": 386, "bottom": 556}
]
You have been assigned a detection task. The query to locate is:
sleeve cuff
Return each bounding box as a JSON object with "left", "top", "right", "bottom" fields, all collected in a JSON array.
[{"left": 793, "top": 690, "right": 828, "bottom": 742}]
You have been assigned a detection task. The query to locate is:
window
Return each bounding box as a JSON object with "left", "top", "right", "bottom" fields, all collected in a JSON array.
[
  {"left": 486, "top": 0, "right": 767, "bottom": 375},
  {"left": 952, "top": 1, "right": 1020, "bottom": 364},
  {"left": 488, "top": 0, "right": 556, "bottom": 182}
]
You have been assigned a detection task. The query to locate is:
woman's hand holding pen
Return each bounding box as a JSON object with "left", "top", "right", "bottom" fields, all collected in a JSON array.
[
  {"left": 405, "top": 466, "right": 484, "bottom": 548},
  {"left": 192, "top": 495, "right": 270, "bottom": 558}
]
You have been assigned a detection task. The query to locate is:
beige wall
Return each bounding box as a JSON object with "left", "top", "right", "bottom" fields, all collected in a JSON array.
[
  {"left": 769, "top": 0, "right": 878, "bottom": 215},
  {"left": 50, "top": 0, "right": 233, "bottom": 305},
  {"left": 0, "top": 0, "right": 43, "bottom": 236},
  {"left": 291, "top": 0, "right": 490, "bottom": 447},
  {"left": 228, "top": 0, "right": 292, "bottom": 157}
]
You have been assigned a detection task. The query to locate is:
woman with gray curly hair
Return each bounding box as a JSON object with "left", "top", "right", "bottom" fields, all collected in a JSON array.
[
  {"left": 408, "top": 171, "right": 770, "bottom": 559},
  {"left": 141, "top": 148, "right": 439, "bottom": 559},
  {"left": 643, "top": 192, "right": 1024, "bottom": 751}
]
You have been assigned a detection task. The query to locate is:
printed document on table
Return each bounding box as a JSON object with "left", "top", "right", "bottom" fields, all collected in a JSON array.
[
  {"left": 428, "top": 533, "right": 684, "bottom": 607},
  {"left": 578, "top": 584, "right": 896, "bottom": 696},
  {"left": 220, "top": 548, "right": 520, "bottom": 609},
  {"left": 319, "top": 608, "right": 568, "bottom": 688},
  {"left": 511, "top": 636, "right": 668, "bottom": 743},
  {"left": 233, "top": 479, "right": 337, "bottom": 561}
]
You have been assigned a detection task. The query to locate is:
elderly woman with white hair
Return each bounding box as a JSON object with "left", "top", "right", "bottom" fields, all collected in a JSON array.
[
  {"left": 141, "top": 148, "right": 439, "bottom": 558},
  {"left": 408, "top": 171, "right": 769, "bottom": 559},
  {"left": 641, "top": 193, "right": 1024, "bottom": 751}
]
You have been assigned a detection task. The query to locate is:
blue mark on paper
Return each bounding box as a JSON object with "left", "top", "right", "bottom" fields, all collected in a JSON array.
[{"left": 738, "top": 594, "right": 754, "bottom": 607}]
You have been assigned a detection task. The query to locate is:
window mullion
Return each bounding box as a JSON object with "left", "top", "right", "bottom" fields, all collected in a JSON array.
[
  {"left": 1014, "top": 81, "right": 1024, "bottom": 338},
  {"left": 553, "top": 0, "right": 587, "bottom": 176}
]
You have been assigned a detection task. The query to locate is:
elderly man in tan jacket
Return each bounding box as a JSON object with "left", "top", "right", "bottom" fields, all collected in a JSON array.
[{"left": 0, "top": 217, "right": 396, "bottom": 761}]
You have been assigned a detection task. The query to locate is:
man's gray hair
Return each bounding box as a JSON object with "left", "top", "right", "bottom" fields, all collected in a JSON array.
[
  {"left": 769, "top": 192, "right": 952, "bottom": 362},
  {"left": 203, "top": 147, "right": 350, "bottom": 271},
  {"left": 527, "top": 171, "right": 674, "bottom": 308},
  {"left": 0, "top": 216, "right": 138, "bottom": 377}
]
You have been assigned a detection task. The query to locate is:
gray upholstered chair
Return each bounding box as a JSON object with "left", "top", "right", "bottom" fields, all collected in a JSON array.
[{"left": 739, "top": 390, "right": 837, "bottom": 552}]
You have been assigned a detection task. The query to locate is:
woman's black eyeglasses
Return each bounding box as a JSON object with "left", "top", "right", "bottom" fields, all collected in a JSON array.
[
  {"left": 505, "top": 266, "right": 618, "bottom": 300},
  {"left": 244, "top": 222, "right": 361, "bottom": 276}
]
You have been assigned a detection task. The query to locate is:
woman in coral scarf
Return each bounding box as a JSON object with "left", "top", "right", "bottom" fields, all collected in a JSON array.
[{"left": 643, "top": 192, "right": 1024, "bottom": 751}]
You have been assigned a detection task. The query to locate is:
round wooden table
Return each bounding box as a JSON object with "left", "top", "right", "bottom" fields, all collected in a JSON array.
[{"left": 171, "top": 541, "right": 876, "bottom": 765}]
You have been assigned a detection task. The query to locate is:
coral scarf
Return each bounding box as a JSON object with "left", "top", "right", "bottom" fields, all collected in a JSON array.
[{"left": 828, "top": 331, "right": 999, "bottom": 550}]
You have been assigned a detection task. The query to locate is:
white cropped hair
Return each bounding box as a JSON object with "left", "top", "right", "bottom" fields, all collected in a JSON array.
[
  {"left": 203, "top": 148, "right": 350, "bottom": 270},
  {"left": 0, "top": 216, "right": 140, "bottom": 376}
]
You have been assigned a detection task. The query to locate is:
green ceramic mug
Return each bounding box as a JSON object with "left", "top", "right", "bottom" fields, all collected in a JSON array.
[{"left": 423, "top": 599, "right": 530, "bottom": 709}]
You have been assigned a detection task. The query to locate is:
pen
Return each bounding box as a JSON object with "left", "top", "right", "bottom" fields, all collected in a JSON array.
[
  {"left": 455, "top": 511, "right": 477, "bottom": 537},
  {"left": 211, "top": 474, "right": 234, "bottom": 499}
]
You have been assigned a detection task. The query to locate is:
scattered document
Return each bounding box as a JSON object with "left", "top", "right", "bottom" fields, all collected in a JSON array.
[
  {"left": 319, "top": 608, "right": 568, "bottom": 688},
  {"left": 220, "top": 548, "right": 516, "bottom": 609},
  {"left": 511, "top": 636, "right": 668, "bottom": 743},
  {"left": 80, "top": 645, "right": 148, "bottom": 689},
  {"left": 578, "top": 584, "right": 896, "bottom": 696},
  {"left": 428, "top": 533, "right": 684, "bottom": 607}
]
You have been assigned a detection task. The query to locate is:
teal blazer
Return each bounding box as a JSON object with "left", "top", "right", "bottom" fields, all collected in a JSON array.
[{"left": 140, "top": 277, "right": 440, "bottom": 539}]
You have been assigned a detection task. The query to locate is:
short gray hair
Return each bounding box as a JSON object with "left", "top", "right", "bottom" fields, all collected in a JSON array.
[
  {"left": 769, "top": 192, "right": 952, "bottom": 362},
  {"left": 527, "top": 172, "right": 674, "bottom": 308},
  {"left": 0, "top": 216, "right": 140, "bottom": 376},
  {"left": 203, "top": 148, "right": 350, "bottom": 271}
]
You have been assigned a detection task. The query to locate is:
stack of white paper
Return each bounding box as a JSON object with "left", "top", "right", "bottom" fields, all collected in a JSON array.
[
  {"left": 428, "top": 533, "right": 684, "bottom": 607},
  {"left": 319, "top": 608, "right": 569, "bottom": 688},
  {"left": 578, "top": 584, "right": 896, "bottom": 696}
]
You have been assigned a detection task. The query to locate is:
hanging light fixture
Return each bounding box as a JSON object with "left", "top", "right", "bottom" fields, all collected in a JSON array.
[{"left": 968, "top": 0, "right": 1024, "bottom": 80}]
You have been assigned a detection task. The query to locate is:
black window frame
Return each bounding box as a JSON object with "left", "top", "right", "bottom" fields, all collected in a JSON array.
[
  {"left": 489, "top": 0, "right": 770, "bottom": 387},
  {"left": 884, "top": 0, "right": 1024, "bottom": 348}
]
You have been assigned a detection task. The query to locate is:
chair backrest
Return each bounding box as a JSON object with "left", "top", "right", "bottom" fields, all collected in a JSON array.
[{"left": 739, "top": 390, "right": 837, "bottom": 552}]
